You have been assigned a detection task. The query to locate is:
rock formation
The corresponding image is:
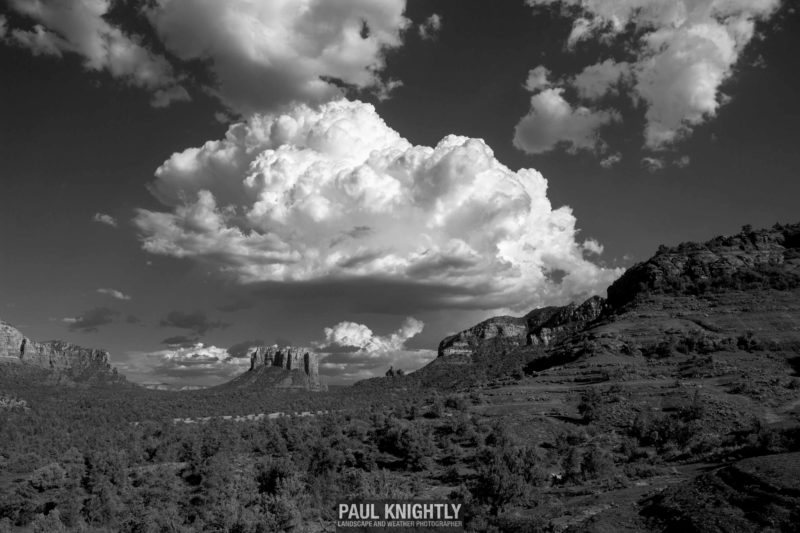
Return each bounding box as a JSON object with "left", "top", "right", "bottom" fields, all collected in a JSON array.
[
  {"left": 0, "top": 320, "right": 112, "bottom": 378},
  {"left": 607, "top": 222, "right": 800, "bottom": 308},
  {"left": 437, "top": 296, "right": 606, "bottom": 359},
  {"left": 222, "top": 345, "right": 324, "bottom": 391}
]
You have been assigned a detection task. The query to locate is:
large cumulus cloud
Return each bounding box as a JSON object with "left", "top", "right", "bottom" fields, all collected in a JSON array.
[
  {"left": 135, "top": 99, "right": 619, "bottom": 312},
  {"left": 519, "top": 0, "right": 781, "bottom": 154}
]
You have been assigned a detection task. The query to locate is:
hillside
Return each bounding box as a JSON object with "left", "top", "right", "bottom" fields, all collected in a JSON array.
[{"left": 389, "top": 222, "right": 800, "bottom": 531}]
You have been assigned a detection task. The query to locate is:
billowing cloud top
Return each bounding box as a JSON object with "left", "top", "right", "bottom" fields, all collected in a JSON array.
[{"left": 135, "top": 99, "right": 619, "bottom": 312}]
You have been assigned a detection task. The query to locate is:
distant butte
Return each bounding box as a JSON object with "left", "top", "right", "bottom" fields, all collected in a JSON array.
[{"left": 219, "top": 345, "right": 325, "bottom": 391}]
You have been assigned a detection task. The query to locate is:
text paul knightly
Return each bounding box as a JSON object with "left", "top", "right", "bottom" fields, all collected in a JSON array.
[{"left": 336, "top": 500, "right": 464, "bottom": 531}]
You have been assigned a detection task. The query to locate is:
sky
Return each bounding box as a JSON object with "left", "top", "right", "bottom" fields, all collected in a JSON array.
[{"left": 1, "top": 0, "right": 798, "bottom": 387}]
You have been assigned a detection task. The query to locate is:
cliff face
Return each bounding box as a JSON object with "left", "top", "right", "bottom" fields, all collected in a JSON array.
[
  {"left": 437, "top": 296, "right": 605, "bottom": 359},
  {"left": 222, "top": 345, "right": 324, "bottom": 391},
  {"left": 0, "top": 321, "right": 111, "bottom": 378}
]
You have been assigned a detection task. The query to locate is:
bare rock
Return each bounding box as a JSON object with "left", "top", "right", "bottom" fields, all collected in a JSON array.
[
  {"left": 230, "top": 345, "right": 324, "bottom": 391},
  {"left": 0, "top": 320, "right": 111, "bottom": 378}
]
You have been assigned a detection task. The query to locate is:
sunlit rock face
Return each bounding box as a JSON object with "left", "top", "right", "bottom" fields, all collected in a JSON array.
[
  {"left": 436, "top": 295, "right": 606, "bottom": 360},
  {"left": 0, "top": 320, "right": 110, "bottom": 376}
]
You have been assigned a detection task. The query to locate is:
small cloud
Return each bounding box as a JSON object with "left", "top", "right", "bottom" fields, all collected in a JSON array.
[
  {"left": 372, "top": 78, "right": 403, "bottom": 102},
  {"left": 418, "top": 13, "right": 442, "bottom": 40},
  {"left": 159, "top": 310, "right": 230, "bottom": 335},
  {"left": 642, "top": 157, "right": 665, "bottom": 173},
  {"left": 63, "top": 307, "right": 119, "bottom": 332},
  {"left": 97, "top": 288, "right": 131, "bottom": 301},
  {"left": 524, "top": 65, "right": 551, "bottom": 92},
  {"left": 674, "top": 155, "right": 691, "bottom": 168},
  {"left": 92, "top": 213, "right": 117, "bottom": 228},
  {"left": 3, "top": 0, "right": 188, "bottom": 107},
  {"left": 582, "top": 239, "right": 604, "bottom": 256},
  {"left": 513, "top": 88, "right": 620, "bottom": 154},
  {"left": 600, "top": 152, "right": 622, "bottom": 168}
]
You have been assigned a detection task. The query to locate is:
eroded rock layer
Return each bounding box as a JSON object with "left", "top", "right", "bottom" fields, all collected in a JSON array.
[{"left": 0, "top": 321, "right": 111, "bottom": 377}]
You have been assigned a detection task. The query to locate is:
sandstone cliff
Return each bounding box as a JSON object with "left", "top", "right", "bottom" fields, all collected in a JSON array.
[
  {"left": 0, "top": 320, "right": 112, "bottom": 379},
  {"left": 222, "top": 345, "right": 324, "bottom": 391},
  {"left": 437, "top": 296, "right": 606, "bottom": 359}
]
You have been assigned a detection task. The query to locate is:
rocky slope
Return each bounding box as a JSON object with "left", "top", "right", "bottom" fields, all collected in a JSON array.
[
  {"left": 0, "top": 320, "right": 113, "bottom": 380},
  {"left": 407, "top": 222, "right": 800, "bottom": 531},
  {"left": 220, "top": 345, "right": 325, "bottom": 391}
]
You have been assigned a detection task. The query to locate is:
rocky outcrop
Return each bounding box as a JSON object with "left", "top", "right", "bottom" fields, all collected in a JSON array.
[
  {"left": 437, "top": 296, "right": 606, "bottom": 358},
  {"left": 0, "top": 320, "right": 111, "bottom": 378},
  {"left": 438, "top": 316, "right": 528, "bottom": 358},
  {"left": 607, "top": 223, "right": 800, "bottom": 308},
  {"left": 225, "top": 345, "right": 324, "bottom": 391},
  {"left": 527, "top": 296, "right": 605, "bottom": 346}
]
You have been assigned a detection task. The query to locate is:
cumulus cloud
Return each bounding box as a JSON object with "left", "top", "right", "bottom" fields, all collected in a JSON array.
[
  {"left": 3, "top": 0, "right": 408, "bottom": 114},
  {"left": 523, "top": 0, "right": 781, "bottom": 151},
  {"left": 642, "top": 156, "right": 666, "bottom": 173},
  {"left": 144, "top": 0, "right": 409, "bottom": 115},
  {"left": 573, "top": 60, "right": 631, "bottom": 100},
  {"left": 418, "top": 13, "right": 442, "bottom": 40},
  {"left": 119, "top": 343, "right": 249, "bottom": 387},
  {"left": 600, "top": 152, "right": 622, "bottom": 168},
  {"left": 3, "top": 0, "right": 188, "bottom": 107},
  {"left": 513, "top": 88, "right": 620, "bottom": 154},
  {"left": 135, "top": 99, "right": 620, "bottom": 313},
  {"left": 524, "top": 65, "right": 551, "bottom": 92},
  {"left": 158, "top": 310, "right": 230, "bottom": 335},
  {"left": 97, "top": 288, "right": 131, "bottom": 301},
  {"left": 92, "top": 212, "right": 118, "bottom": 227},
  {"left": 314, "top": 317, "right": 434, "bottom": 381},
  {"left": 63, "top": 306, "right": 119, "bottom": 332}
]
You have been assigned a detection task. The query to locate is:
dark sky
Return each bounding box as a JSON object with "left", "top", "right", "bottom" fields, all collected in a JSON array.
[{"left": 1, "top": 0, "right": 798, "bottom": 386}]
